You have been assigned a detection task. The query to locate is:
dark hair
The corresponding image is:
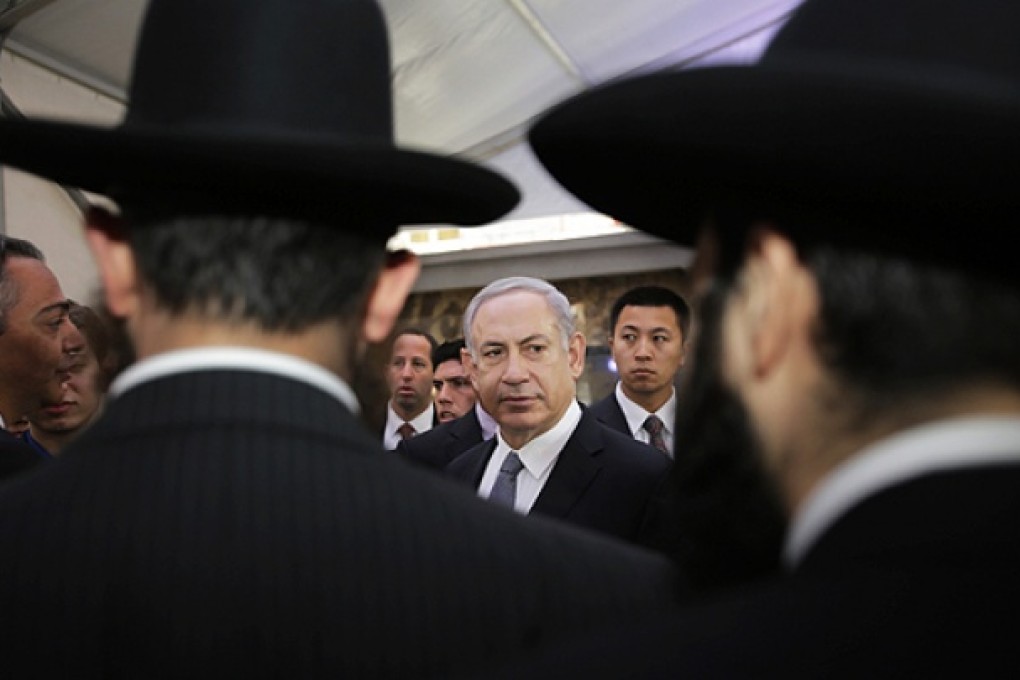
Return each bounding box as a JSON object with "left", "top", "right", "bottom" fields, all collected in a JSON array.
[
  {"left": 124, "top": 213, "right": 386, "bottom": 331},
  {"left": 68, "top": 302, "right": 124, "bottom": 390},
  {"left": 0, "top": 235, "right": 46, "bottom": 335},
  {"left": 392, "top": 327, "right": 438, "bottom": 363},
  {"left": 804, "top": 243, "right": 1020, "bottom": 414},
  {"left": 432, "top": 338, "right": 466, "bottom": 368},
  {"left": 609, "top": 286, "right": 691, "bottom": 342},
  {"left": 710, "top": 206, "right": 1020, "bottom": 414}
]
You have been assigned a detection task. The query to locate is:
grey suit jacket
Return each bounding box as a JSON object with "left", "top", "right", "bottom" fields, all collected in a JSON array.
[
  {"left": 0, "top": 369, "right": 676, "bottom": 679},
  {"left": 446, "top": 408, "right": 671, "bottom": 543}
]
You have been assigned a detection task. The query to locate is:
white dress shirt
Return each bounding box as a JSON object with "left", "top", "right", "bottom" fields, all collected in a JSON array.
[
  {"left": 477, "top": 400, "right": 583, "bottom": 514},
  {"left": 382, "top": 403, "right": 435, "bottom": 450},
  {"left": 476, "top": 403, "right": 499, "bottom": 441},
  {"left": 109, "top": 346, "right": 360, "bottom": 413},
  {"left": 615, "top": 382, "right": 676, "bottom": 455},
  {"left": 784, "top": 416, "right": 1020, "bottom": 568}
]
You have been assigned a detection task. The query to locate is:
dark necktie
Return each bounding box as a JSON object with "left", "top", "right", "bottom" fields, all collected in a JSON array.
[
  {"left": 642, "top": 415, "right": 670, "bottom": 456},
  {"left": 397, "top": 422, "right": 416, "bottom": 440},
  {"left": 488, "top": 451, "right": 525, "bottom": 508}
]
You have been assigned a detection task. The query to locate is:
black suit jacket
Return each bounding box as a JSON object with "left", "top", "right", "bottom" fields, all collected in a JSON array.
[
  {"left": 446, "top": 409, "right": 671, "bottom": 543},
  {"left": 0, "top": 428, "right": 43, "bottom": 480},
  {"left": 588, "top": 391, "right": 631, "bottom": 436},
  {"left": 494, "top": 464, "right": 1020, "bottom": 678},
  {"left": 395, "top": 407, "right": 485, "bottom": 470},
  {"left": 0, "top": 369, "right": 676, "bottom": 679}
]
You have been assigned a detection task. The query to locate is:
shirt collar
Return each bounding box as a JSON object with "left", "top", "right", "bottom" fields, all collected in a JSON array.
[
  {"left": 108, "top": 346, "right": 360, "bottom": 414},
  {"left": 475, "top": 403, "right": 499, "bottom": 440},
  {"left": 615, "top": 382, "right": 676, "bottom": 436},
  {"left": 785, "top": 416, "right": 1020, "bottom": 568},
  {"left": 385, "top": 402, "right": 435, "bottom": 436},
  {"left": 496, "top": 400, "right": 582, "bottom": 480}
]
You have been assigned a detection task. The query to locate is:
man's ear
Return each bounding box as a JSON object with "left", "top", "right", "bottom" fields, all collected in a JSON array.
[
  {"left": 567, "top": 332, "right": 587, "bottom": 380},
  {"left": 742, "top": 226, "right": 815, "bottom": 380},
  {"left": 84, "top": 206, "right": 139, "bottom": 320},
  {"left": 362, "top": 249, "right": 420, "bottom": 343}
]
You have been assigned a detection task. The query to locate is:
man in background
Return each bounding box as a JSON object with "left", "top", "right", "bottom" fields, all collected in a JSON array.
[
  {"left": 432, "top": 338, "right": 475, "bottom": 424},
  {"left": 397, "top": 337, "right": 497, "bottom": 470},
  {"left": 0, "top": 235, "right": 82, "bottom": 477},
  {"left": 590, "top": 285, "right": 690, "bottom": 458},
  {"left": 447, "top": 277, "right": 671, "bottom": 543},
  {"left": 382, "top": 328, "right": 437, "bottom": 448}
]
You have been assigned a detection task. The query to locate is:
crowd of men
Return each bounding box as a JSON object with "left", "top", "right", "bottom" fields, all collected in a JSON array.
[{"left": 0, "top": 0, "right": 1016, "bottom": 676}]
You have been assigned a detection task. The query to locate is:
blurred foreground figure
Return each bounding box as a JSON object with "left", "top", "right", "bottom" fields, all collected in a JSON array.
[
  {"left": 0, "top": 236, "right": 82, "bottom": 477},
  {"left": 25, "top": 303, "right": 120, "bottom": 456},
  {"left": 0, "top": 1, "right": 676, "bottom": 677},
  {"left": 520, "top": 0, "right": 1020, "bottom": 674}
]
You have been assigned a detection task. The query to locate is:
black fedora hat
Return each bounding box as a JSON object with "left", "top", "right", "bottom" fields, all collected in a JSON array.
[
  {"left": 0, "top": 0, "right": 518, "bottom": 229},
  {"left": 529, "top": 0, "right": 1020, "bottom": 274}
]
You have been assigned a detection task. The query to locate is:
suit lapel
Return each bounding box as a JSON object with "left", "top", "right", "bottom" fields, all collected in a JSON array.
[
  {"left": 452, "top": 410, "right": 483, "bottom": 445},
  {"left": 465, "top": 438, "right": 497, "bottom": 486},
  {"left": 531, "top": 411, "right": 604, "bottom": 518}
]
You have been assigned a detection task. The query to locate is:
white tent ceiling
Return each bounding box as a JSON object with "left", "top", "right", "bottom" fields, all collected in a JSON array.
[{"left": 1, "top": 0, "right": 800, "bottom": 222}]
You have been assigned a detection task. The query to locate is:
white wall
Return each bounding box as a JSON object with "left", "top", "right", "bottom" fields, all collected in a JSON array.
[{"left": 0, "top": 49, "right": 124, "bottom": 304}]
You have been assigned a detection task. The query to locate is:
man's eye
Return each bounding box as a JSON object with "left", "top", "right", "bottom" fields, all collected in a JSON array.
[
  {"left": 432, "top": 382, "right": 443, "bottom": 390},
  {"left": 451, "top": 378, "right": 471, "bottom": 389}
]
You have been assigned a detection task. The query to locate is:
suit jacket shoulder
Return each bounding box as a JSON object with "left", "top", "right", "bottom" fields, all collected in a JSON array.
[
  {"left": 0, "top": 370, "right": 677, "bottom": 679},
  {"left": 396, "top": 409, "right": 484, "bottom": 470},
  {"left": 0, "top": 429, "right": 44, "bottom": 481},
  {"left": 588, "top": 392, "right": 631, "bottom": 436},
  {"left": 445, "top": 409, "right": 671, "bottom": 543}
]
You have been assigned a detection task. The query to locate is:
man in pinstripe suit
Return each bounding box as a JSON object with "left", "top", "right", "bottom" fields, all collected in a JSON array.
[{"left": 0, "top": 0, "right": 676, "bottom": 677}]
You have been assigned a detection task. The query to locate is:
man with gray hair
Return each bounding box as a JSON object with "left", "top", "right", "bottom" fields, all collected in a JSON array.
[
  {"left": 447, "top": 276, "right": 671, "bottom": 544},
  {"left": 0, "top": 235, "right": 82, "bottom": 478}
]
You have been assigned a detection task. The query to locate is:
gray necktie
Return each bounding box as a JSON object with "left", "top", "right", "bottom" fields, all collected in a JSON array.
[
  {"left": 488, "top": 451, "right": 525, "bottom": 509},
  {"left": 643, "top": 415, "right": 670, "bottom": 456}
]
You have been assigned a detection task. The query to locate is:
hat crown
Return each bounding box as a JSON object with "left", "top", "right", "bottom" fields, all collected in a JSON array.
[
  {"left": 765, "top": 0, "right": 1020, "bottom": 88},
  {"left": 127, "top": 0, "right": 392, "bottom": 144}
]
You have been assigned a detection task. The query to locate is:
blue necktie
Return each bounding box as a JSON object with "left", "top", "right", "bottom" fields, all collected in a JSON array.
[{"left": 488, "top": 451, "right": 525, "bottom": 508}]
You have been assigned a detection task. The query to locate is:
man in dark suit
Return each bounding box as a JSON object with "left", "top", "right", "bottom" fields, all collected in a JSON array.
[
  {"left": 0, "top": 1, "right": 678, "bottom": 677},
  {"left": 381, "top": 328, "right": 438, "bottom": 448},
  {"left": 397, "top": 337, "right": 498, "bottom": 470},
  {"left": 510, "top": 0, "right": 1020, "bottom": 674},
  {"left": 0, "top": 236, "right": 83, "bottom": 478},
  {"left": 589, "top": 286, "right": 691, "bottom": 458},
  {"left": 447, "top": 277, "right": 671, "bottom": 543}
]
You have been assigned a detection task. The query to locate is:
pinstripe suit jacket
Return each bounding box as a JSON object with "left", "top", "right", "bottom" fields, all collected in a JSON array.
[{"left": 0, "top": 369, "right": 675, "bottom": 679}]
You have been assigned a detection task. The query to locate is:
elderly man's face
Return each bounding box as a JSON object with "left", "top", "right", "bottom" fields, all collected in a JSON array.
[
  {"left": 0, "top": 257, "right": 81, "bottom": 422},
  {"left": 467, "top": 291, "right": 584, "bottom": 450}
]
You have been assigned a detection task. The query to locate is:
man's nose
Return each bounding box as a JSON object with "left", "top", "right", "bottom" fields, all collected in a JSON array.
[
  {"left": 62, "top": 322, "right": 85, "bottom": 356},
  {"left": 502, "top": 351, "right": 528, "bottom": 383}
]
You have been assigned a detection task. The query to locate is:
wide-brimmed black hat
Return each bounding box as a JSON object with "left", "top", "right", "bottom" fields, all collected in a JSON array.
[
  {"left": 0, "top": 0, "right": 518, "bottom": 229},
  {"left": 530, "top": 0, "right": 1020, "bottom": 274}
]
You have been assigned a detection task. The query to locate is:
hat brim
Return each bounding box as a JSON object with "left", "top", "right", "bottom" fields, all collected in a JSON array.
[
  {"left": 0, "top": 118, "right": 519, "bottom": 227},
  {"left": 530, "top": 62, "right": 1020, "bottom": 250}
]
